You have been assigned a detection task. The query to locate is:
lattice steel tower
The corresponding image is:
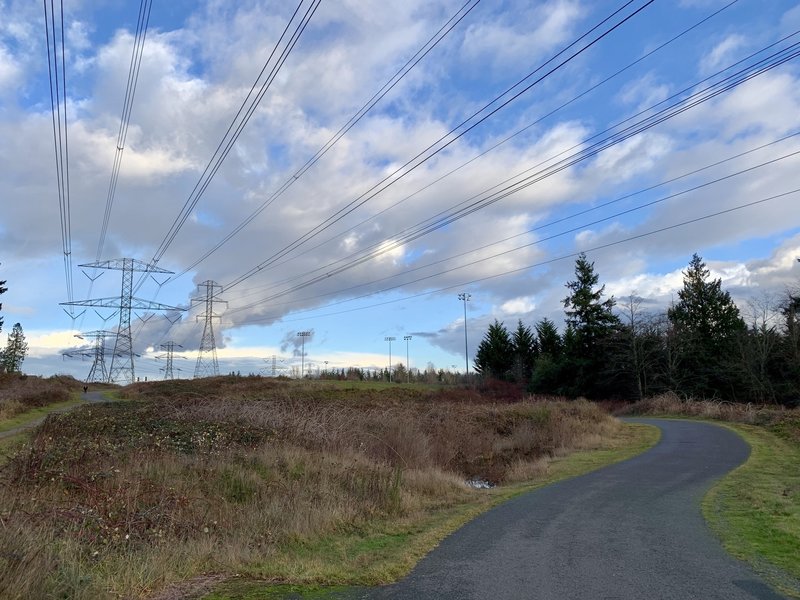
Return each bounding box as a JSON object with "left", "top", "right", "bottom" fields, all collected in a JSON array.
[
  {"left": 158, "top": 341, "right": 182, "bottom": 380},
  {"left": 193, "top": 280, "right": 226, "bottom": 379},
  {"left": 62, "top": 258, "right": 183, "bottom": 384},
  {"left": 63, "top": 330, "right": 116, "bottom": 383}
]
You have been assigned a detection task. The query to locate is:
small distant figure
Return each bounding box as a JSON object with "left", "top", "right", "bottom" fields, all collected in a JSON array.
[{"left": 83, "top": 385, "right": 88, "bottom": 394}]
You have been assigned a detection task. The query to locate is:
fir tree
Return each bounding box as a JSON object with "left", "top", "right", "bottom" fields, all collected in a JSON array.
[
  {"left": 667, "top": 253, "right": 746, "bottom": 398},
  {"left": 511, "top": 319, "right": 537, "bottom": 383},
  {"left": 473, "top": 320, "right": 514, "bottom": 380},
  {"left": 562, "top": 254, "right": 621, "bottom": 397},
  {"left": 2, "top": 322, "right": 27, "bottom": 373}
]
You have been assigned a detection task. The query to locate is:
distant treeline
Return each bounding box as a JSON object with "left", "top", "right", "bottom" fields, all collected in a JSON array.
[{"left": 473, "top": 253, "right": 800, "bottom": 405}]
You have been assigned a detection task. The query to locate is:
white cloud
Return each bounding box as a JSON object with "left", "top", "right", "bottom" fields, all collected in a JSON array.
[{"left": 700, "top": 34, "right": 747, "bottom": 74}]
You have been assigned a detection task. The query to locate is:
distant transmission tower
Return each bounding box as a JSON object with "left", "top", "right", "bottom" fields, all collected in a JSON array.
[
  {"left": 63, "top": 330, "right": 116, "bottom": 383},
  {"left": 62, "top": 258, "right": 183, "bottom": 384},
  {"left": 193, "top": 280, "right": 226, "bottom": 379},
  {"left": 158, "top": 341, "right": 183, "bottom": 380}
]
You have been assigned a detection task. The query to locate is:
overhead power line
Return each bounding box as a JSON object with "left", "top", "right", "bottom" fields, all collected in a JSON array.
[
  {"left": 170, "top": 0, "right": 482, "bottom": 281},
  {"left": 241, "top": 188, "right": 800, "bottom": 325},
  {"left": 43, "top": 0, "right": 75, "bottom": 310},
  {"left": 143, "top": 0, "right": 322, "bottom": 275},
  {"left": 259, "top": 0, "right": 740, "bottom": 276},
  {"left": 229, "top": 144, "right": 800, "bottom": 315},
  {"left": 96, "top": 0, "right": 154, "bottom": 261},
  {"left": 227, "top": 37, "right": 800, "bottom": 310},
  {"left": 221, "top": 0, "right": 656, "bottom": 292}
]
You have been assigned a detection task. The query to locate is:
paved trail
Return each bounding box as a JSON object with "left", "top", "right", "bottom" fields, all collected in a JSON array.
[
  {"left": 350, "top": 419, "right": 788, "bottom": 600},
  {"left": 0, "top": 390, "right": 109, "bottom": 440}
]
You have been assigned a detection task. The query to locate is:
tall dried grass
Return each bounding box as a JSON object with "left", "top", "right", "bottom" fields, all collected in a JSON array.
[
  {"left": 0, "top": 373, "right": 82, "bottom": 421},
  {"left": 0, "top": 378, "right": 620, "bottom": 598},
  {"left": 618, "top": 392, "right": 800, "bottom": 442}
]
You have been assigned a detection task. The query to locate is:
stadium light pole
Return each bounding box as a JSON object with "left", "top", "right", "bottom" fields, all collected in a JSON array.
[
  {"left": 297, "top": 331, "right": 311, "bottom": 378},
  {"left": 404, "top": 335, "right": 412, "bottom": 383},
  {"left": 385, "top": 336, "right": 396, "bottom": 382},
  {"left": 458, "top": 293, "right": 471, "bottom": 377}
]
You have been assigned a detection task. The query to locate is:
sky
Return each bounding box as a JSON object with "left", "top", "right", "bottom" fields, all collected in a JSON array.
[{"left": 1, "top": 0, "right": 800, "bottom": 383}]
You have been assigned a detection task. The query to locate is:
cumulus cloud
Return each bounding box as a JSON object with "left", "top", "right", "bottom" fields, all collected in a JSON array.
[{"left": 4, "top": 0, "right": 800, "bottom": 380}]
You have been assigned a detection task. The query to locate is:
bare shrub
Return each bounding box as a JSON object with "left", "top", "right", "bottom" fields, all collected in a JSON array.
[{"left": 0, "top": 378, "right": 621, "bottom": 599}]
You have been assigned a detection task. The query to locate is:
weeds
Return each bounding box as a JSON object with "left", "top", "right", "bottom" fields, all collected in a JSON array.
[
  {"left": 0, "top": 373, "right": 83, "bottom": 421},
  {"left": 0, "top": 377, "right": 624, "bottom": 599}
]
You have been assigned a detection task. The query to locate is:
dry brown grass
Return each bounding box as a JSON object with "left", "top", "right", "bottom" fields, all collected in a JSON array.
[
  {"left": 0, "top": 377, "right": 622, "bottom": 599},
  {"left": 618, "top": 391, "right": 800, "bottom": 442},
  {"left": 0, "top": 373, "right": 84, "bottom": 421}
]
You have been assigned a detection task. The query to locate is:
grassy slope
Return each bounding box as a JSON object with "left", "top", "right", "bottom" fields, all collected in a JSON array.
[
  {"left": 0, "top": 396, "right": 83, "bottom": 433},
  {"left": 703, "top": 422, "right": 800, "bottom": 599},
  {"left": 205, "top": 422, "right": 660, "bottom": 600}
]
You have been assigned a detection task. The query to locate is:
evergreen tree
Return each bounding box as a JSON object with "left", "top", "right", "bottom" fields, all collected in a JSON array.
[
  {"left": 0, "top": 266, "right": 6, "bottom": 334},
  {"left": 473, "top": 320, "right": 514, "bottom": 380},
  {"left": 530, "top": 318, "right": 563, "bottom": 394},
  {"left": 511, "top": 319, "right": 537, "bottom": 383},
  {"left": 562, "top": 254, "right": 621, "bottom": 397},
  {"left": 2, "top": 322, "right": 27, "bottom": 373},
  {"left": 667, "top": 254, "right": 746, "bottom": 398}
]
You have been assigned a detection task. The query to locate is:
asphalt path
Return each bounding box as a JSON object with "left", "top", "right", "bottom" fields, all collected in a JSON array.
[
  {"left": 0, "top": 390, "right": 109, "bottom": 440},
  {"left": 349, "top": 419, "right": 786, "bottom": 600}
]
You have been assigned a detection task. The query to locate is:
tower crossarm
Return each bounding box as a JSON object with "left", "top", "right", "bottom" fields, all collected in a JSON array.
[
  {"left": 61, "top": 297, "right": 185, "bottom": 311},
  {"left": 78, "top": 258, "right": 174, "bottom": 274}
]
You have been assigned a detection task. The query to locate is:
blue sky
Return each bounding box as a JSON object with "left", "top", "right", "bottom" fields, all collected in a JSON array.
[{"left": 1, "top": 0, "right": 800, "bottom": 382}]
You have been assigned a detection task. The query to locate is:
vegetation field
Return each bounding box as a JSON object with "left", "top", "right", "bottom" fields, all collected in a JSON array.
[
  {"left": 0, "top": 373, "right": 84, "bottom": 428},
  {"left": 621, "top": 393, "right": 800, "bottom": 597},
  {"left": 0, "top": 376, "right": 654, "bottom": 600}
]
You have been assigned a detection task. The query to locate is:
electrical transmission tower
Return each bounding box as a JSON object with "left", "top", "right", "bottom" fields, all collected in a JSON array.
[
  {"left": 61, "top": 258, "right": 183, "bottom": 384},
  {"left": 63, "top": 330, "right": 116, "bottom": 383},
  {"left": 158, "top": 341, "right": 183, "bottom": 380},
  {"left": 193, "top": 280, "right": 226, "bottom": 379}
]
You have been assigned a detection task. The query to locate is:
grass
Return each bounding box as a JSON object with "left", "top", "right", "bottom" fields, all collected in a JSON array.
[
  {"left": 621, "top": 392, "right": 800, "bottom": 598},
  {"left": 703, "top": 423, "right": 800, "bottom": 599},
  {"left": 0, "top": 396, "right": 84, "bottom": 433},
  {"left": 0, "top": 377, "right": 658, "bottom": 600},
  {"left": 0, "top": 373, "right": 87, "bottom": 430},
  {"left": 204, "top": 422, "right": 659, "bottom": 600}
]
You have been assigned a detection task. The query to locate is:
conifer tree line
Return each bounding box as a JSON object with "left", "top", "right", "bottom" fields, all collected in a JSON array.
[{"left": 473, "top": 253, "right": 800, "bottom": 405}]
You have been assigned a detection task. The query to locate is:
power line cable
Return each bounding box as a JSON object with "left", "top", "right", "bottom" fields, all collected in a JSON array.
[
  {"left": 144, "top": 0, "right": 322, "bottom": 275},
  {"left": 169, "top": 0, "right": 482, "bottom": 281},
  {"left": 43, "top": 0, "right": 74, "bottom": 309},
  {"left": 96, "top": 0, "right": 154, "bottom": 261},
  {"left": 255, "top": 0, "right": 740, "bottom": 277},
  {"left": 230, "top": 145, "right": 800, "bottom": 314},
  {"left": 241, "top": 188, "right": 800, "bottom": 324},
  {"left": 222, "top": 0, "right": 656, "bottom": 291},
  {"left": 227, "top": 38, "right": 800, "bottom": 307}
]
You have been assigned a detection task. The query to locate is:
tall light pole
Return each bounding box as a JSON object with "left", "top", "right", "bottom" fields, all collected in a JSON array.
[
  {"left": 404, "top": 335, "right": 412, "bottom": 383},
  {"left": 458, "top": 293, "right": 471, "bottom": 376},
  {"left": 297, "top": 331, "right": 311, "bottom": 378},
  {"left": 385, "top": 336, "right": 396, "bottom": 382}
]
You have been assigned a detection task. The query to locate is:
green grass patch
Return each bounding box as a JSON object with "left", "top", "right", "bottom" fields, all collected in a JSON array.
[
  {"left": 704, "top": 423, "right": 800, "bottom": 599},
  {"left": 0, "top": 396, "right": 84, "bottom": 433},
  {"left": 0, "top": 431, "right": 29, "bottom": 464},
  {"left": 205, "top": 422, "right": 659, "bottom": 600}
]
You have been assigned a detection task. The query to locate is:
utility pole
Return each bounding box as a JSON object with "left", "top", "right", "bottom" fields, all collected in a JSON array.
[
  {"left": 297, "top": 331, "right": 311, "bottom": 377},
  {"left": 193, "top": 280, "right": 226, "bottom": 379},
  {"left": 385, "top": 336, "right": 396, "bottom": 382},
  {"left": 404, "top": 335, "right": 412, "bottom": 383},
  {"left": 458, "top": 292, "right": 471, "bottom": 377},
  {"left": 61, "top": 258, "right": 182, "bottom": 384}
]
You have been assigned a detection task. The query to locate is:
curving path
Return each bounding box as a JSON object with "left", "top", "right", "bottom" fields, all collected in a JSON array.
[
  {"left": 0, "top": 390, "right": 110, "bottom": 440},
  {"left": 350, "top": 419, "right": 786, "bottom": 600}
]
